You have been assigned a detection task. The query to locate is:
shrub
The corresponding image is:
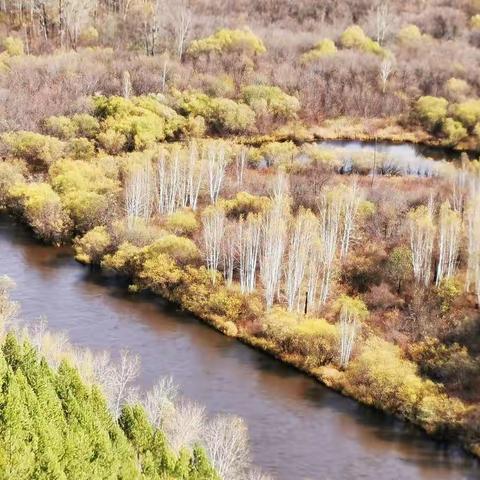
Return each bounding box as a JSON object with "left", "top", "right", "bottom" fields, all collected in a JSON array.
[
  {"left": 72, "top": 114, "right": 101, "bottom": 139},
  {"left": 1, "top": 131, "right": 65, "bottom": 169},
  {"left": 345, "top": 336, "right": 434, "bottom": 418},
  {"left": 242, "top": 85, "right": 300, "bottom": 121},
  {"left": 74, "top": 226, "right": 112, "bottom": 264},
  {"left": 445, "top": 78, "right": 470, "bottom": 100},
  {"left": 3, "top": 36, "right": 24, "bottom": 56},
  {"left": 442, "top": 118, "right": 468, "bottom": 146},
  {"left": 212, "top": 98, "right": 256, "bottom": 134},
  {"left": 251, "top": 141, "right": 298, "bottom": 167},
  {"left": 471, "top": 15, "right": 480, "bottom": 29},
  {"left": 101, "top": 242, "right": 143, "bottom": 276},
  {"left": 301, "top": 39, "right": 337, "bottom": 63},
  {"left": 49, "top": 159, "right": 120, "bottom": 231},
  {"left": 291, "top": 318, "right": 339, "bottom": 366},
  {"left": 164, "top": 209, "right": 199, "bottom": 236},
  {"left": 43, "top": 115, "right": 78, "bottom": 139},
  {"left": 452, "top": 99, "right": 480, "bottom": 129},
  {"left": 222, "top": 192, "right": 270, "bottom": 218},
  {"left": 415, "top": 96, "right": 448, "bottom": 130},
  {"left": 97, "top": 129, "right": 127, "bottom": 154},
  {"left": 95, "top": 95, "right": 185, "bottom": 150},
  {"left": 188, "top": 28, "right": 266, "bottom": 57},
  {"left": 143, "top": 235, "right": 200, "bottom": 266},
  {"left": 340, "top": 26, "right": 385, "bottom": 56},
  {"left": 0, "top": 160, "right": 24, "bottom": 207},
  {"left": 9, "top": 182, "right": 72, "bottom": 243},
  {"left": 67, "top": 137, "right": 96, "bottom": 160},
  {"left": 396, "top": 24, "right": 423, "bottom": 46},
  {"left": 409, "top": 338, "right": 479, "bottom": 391},
  {"left": 386, "top": 246, "right": 413, "bottom": 293}
]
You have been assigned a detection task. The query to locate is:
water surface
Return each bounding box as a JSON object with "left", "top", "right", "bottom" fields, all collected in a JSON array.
[{"left": 0, "top": 216, "right": 478, "bottom": 480}]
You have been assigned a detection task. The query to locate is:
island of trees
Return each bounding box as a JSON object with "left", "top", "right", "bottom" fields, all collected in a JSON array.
[{"left": 0, "top": 0, "right": 479, "bottom": 469}]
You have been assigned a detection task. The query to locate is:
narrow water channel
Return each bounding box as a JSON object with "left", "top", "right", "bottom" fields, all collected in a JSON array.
[{"left": 0, "top": 215, "right": 478, "bottom": 480}]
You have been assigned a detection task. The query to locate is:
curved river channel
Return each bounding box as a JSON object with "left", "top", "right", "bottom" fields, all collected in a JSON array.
[{"left": 0, "top": 215, "right": 479, "bottom": 480}]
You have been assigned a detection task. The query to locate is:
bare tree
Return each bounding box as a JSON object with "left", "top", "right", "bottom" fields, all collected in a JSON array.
[
  {"left": 436, "top": 201, "right": 461, "bottom": 285},
  {"left": 238, "top": 213, "right": 262, "bottom": 293},
  {"left": 375, "top": 1, "right": 391, "bottom": 45},
  {"left": 339, "top": 180, "right": 362, "bottom": 259},
  {"left": 260, "top": 196, "right": 289, "bottom": 308},
  {"left": 203, "top": 415, "right": 250, "bottom": 480},
  {"left": 143, "top": 376, "right": 179, "bottom": 429},
  {"left": 285, "top": 208, "right": 317, "bottom": 312},
  {"left": 125, "top": 162, "right": 154, "bottom": 227},
  {"left": 379, "top": 58, "right": 394, "bottom": 94},
  {"left": 202, "top": 205, "right": 226, "bottom": 284},
  {"left": 235, "top": 148, "right": 248, "bottom": 188},
  {"left": 408, "top": 205, "right": 436, "bottom": 286},
  {"left": 207, "top": 144, "right": 229, "bottom": 204},
  {"left": 337, "top": 296, "right": 367, "bottom": 368},
  {"left": 171, "top": 0, "right": 192, "bottom": 61},
  {"left": 109, "top": 350, "right": 140, "bottom": 418},
  {"left": 222, "top": 219, "right": 237, "bottom": 287},
  {"left": 0, "top": 276, "right": 19, "bottom": 330},
  {"left": 164, "top": 400, "right": 205, "bottom": 453},
  {"left": 466, "top": 193, "right": 480, "bottom": 306}
]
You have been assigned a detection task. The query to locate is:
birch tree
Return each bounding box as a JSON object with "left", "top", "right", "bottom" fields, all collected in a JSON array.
[
  {"left": 171, "top": 0, "right": 192, "bottom": 61},
  {"left": 339, "top": 180, "right": 362, "bottom": 259},
  {"left": 222, "top": 219, "right": 237, "bottom": 287},
  {"left": 238, "top": 213, "right": 262, "bottom": 293},
  {"left": 336, "top": 295, "right": 368, "bottom": 368},
  {"left": 207, "top": 144, "right": 229, "bottom": 204},
  {"left": 109, "top": 350, "right": 140, "bottom": 418},
  {"left": 317, "top": 187, "right": 342, "bottom": 305},
  {"left": 125, "top": 161, "right": 154, "bottom": 227},
  {"left": 436, "top": 201, "right": 461, "bottom": 285},
  {"left": 285, "top": 208, "right": 317, "bottom": 312},
  {"left": 235, "top": 147, "right": 247, "bottom": 187},
  {"left": 466, "top": 193, "right": 480, "bottom": 305},
  {"left": 203, "top": 415, "right": 250, "bottom": 480},
  {"left": 408, "top": 205, "right": 436, "bottom": 286},
  {"left": 379, "top": 58, "right": 394, "bottom": 94},
  {"left": 142, "top": 376, "right": 178, "bottom": 429},
  {"left": 260, "top": 196, "right": 289, "bottom": 308},
  {"left": 164, "top": 400, "right": 205, "bottom": 454},
  {"left": 202, "top": 205, "right": 226, "bottom": 284}
]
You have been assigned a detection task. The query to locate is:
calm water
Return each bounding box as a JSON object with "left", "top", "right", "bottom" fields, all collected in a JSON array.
[
  {"left": 0, "top": 215, "right": 478, "bottom": 480},
  {"left": 317, "top": 140, "right": 463, "bottom": 162}
]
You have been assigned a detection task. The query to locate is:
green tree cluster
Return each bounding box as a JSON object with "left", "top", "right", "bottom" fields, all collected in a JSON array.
[{"left": 0, "top": 332, "right": 218, "bottom": 480}]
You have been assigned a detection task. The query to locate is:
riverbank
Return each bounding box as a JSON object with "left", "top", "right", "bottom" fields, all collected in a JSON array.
[
  {"left": 69, "top": 223, "right": 480, "bottom": 462},
  {"left": 238, "top": 117, "right": 480, "bottom": 154}
]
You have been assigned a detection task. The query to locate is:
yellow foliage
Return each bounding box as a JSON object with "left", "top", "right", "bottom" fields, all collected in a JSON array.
[{"left": 74, "top": 226, "right": 112, "bottom": 264}]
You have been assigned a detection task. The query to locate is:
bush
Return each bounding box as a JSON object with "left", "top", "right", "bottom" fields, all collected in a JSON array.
[
  {"left": 66, "top": 137, "right": 96, "bottom": 160},
  {"left": 143, "top": 235, "right": 200, "bottom": 266},
  {"left": 415, "top": 96, "right": 448, "bottom": 130},
  {"left": 345, "top": 336, "right": 434, "bottom": 418},
  {"left": 0, "top": 160, "right": 24, "bottom": 207},
  {"left": 452, "top": 99, "right": 480, "bottom": 129},
  {"left": 222, "top": 191, "right": 270, "bottom": 218},
  {"left": 97, "top": 129, "right": 127, "bottom": 154},
  {"left": 445, "top": 78, "right": 470, "bottom": 100},
  {"left": 396, "top": 24, "right": 423, "bottom": 46},
  {"left": 164, "top": 210, "right": 199, "bottom": 236},
  {"left": 291, "top": 318, "right": 339, "bottom": 366},
  {"left": 340, "top": 26, "right": 385, "bottom": 56},
  {"left": 74, "top": 226, "right": 112, "bottom": 264},
  {"left": 212, "top": 98, "right": 256, "bottom": 134},
  {"left": 9, "top": 182, "right": 72, "bottom": 243},
  {"left": 251, "top": 141, "right": 298, "bottom": 167},
  {"left": 188, "top": 28, "right": 266, "bottom": 57},
  {"left": 442, "top": 118, "right": 467, "bottom": 145},
  {"left": 242, "top": 85, "right": 300, "bottom": 121},
  {"left": 43, "top": 115, "right": 78, "bottom": 140},
  {"left": 3, "top": 36, "right": 24, "bottom": 56},
  {"left": 1, "top": 131, "right": 65, "bottom": 169},
  {"left": 72, "top": 113, "right": 101, "bottom": 138},
  {"left": 409, "top": 338, "right": 479, "bottom": 391},
  {"left": 301, "top": 39, "right": 337, "bottom": 63}
]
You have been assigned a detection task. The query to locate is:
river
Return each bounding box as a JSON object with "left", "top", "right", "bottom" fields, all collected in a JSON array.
[{"left": 0, "top": 215, "right": 478, "bottom": 480}]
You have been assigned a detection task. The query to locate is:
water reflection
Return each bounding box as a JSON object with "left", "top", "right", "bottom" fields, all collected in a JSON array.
[{"left": 0, "top": 215, "right": 478, "bottom": 480}]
